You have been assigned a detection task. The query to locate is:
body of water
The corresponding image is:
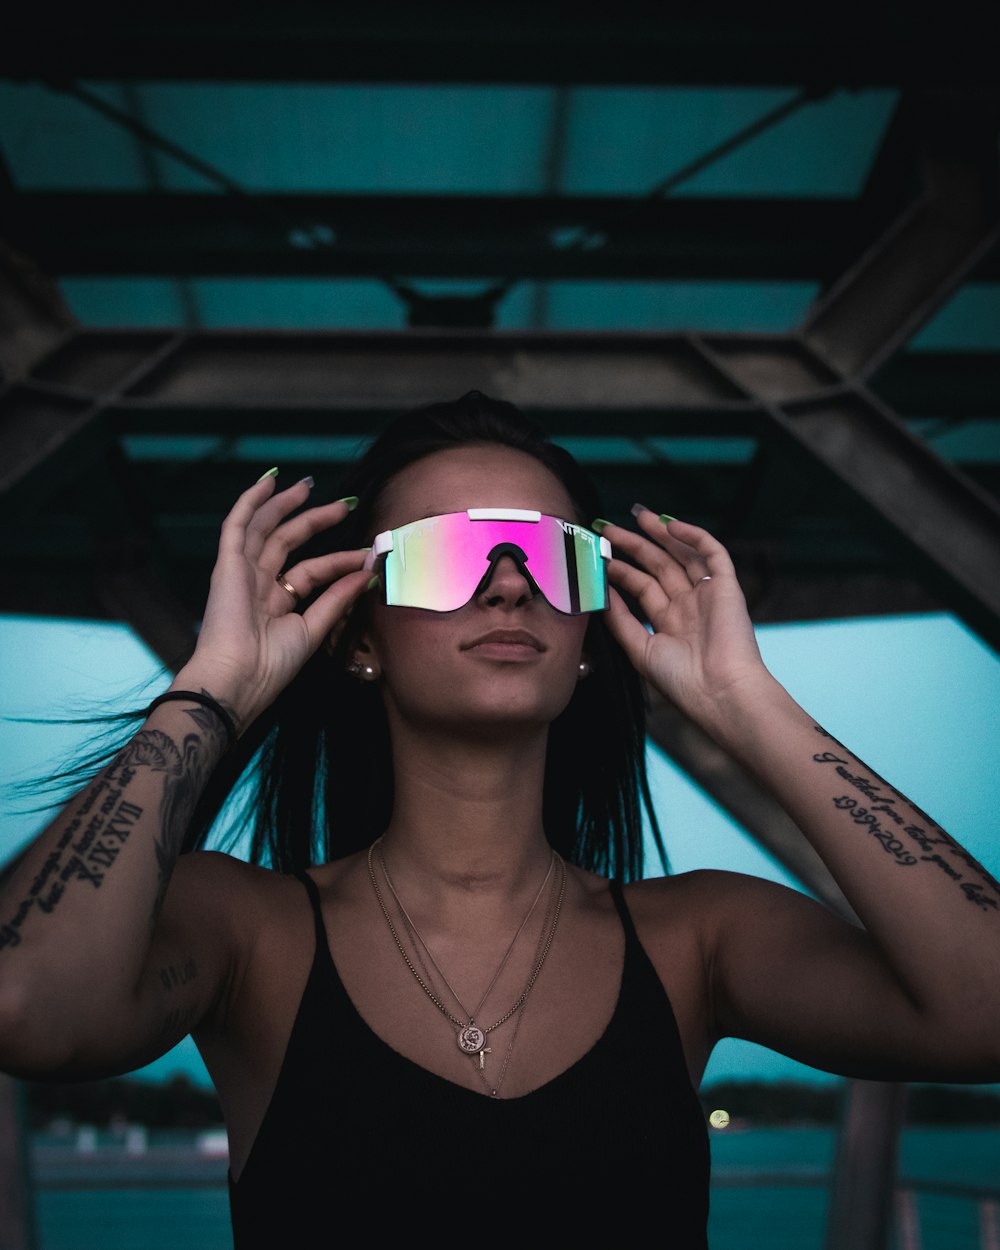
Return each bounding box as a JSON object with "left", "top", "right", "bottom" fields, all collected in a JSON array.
[{"left": 29, "top": 1126, "right": 1000, "bottom": 1248}]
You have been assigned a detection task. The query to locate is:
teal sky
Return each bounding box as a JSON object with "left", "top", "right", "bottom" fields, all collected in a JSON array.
[{"left": 1, "top": 610, "right": 997, "bottom": 1091}]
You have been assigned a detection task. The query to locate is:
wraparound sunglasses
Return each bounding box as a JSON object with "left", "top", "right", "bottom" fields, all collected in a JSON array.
[{"left": 362, "top": 508, "right": 611, "bottom": 615}]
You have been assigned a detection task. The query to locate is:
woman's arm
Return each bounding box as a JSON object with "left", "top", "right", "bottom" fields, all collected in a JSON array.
[
  {"left": 603, "top": 509, "right": 1000, "bottom": 1081},
  {"left": 0, "top": 472, "right": 371, "bottom": 1078}
]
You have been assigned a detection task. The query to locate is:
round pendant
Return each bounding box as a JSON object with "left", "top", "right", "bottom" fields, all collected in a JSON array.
[{"left": 457, "top": 1024, "right": 486, "bottom": 1055}]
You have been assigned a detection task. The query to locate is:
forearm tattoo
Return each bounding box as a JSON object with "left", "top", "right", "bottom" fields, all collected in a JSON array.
[
  {"left": 0, "top": 699, "right": 231, "bottom": 950},
  {"left": 812, "top": 725, "right": 999, "bottom": 913}
]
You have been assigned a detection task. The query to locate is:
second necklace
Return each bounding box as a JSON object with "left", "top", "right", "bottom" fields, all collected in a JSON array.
[{"left": 368, "top": 838, "right": 566, "bottom": 1092}]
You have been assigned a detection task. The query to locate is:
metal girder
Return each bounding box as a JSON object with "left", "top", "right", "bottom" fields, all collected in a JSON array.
[
  {"left": 0, "top": 1075, "right": 35, "bottom": 1250},
  {"left": 1, "top": 325, "right": 996, "bottom": 644},
  {"left": 3, "top": 192, "right": 879, "bottom": 283},
  {"left": 645, "top": 691, "right": 856, "bottom": 920},
  {"left": 93, "top": 559, "right": 197, "bottom": 671},
  {"left": 824, "top": 1082, "right": 908, "bottom": 1250},
  {"left": 9, "top": 327, "right": 998, "bottom": 428},
  {"left": 82, "top": 443, "right": 199, "bottom": 669},
  {"left": 0, "top": 390, "right": 106, "bottom": 516},
  {"left": 693, "top": 326, "right": 1000, "bottom": 649},
  {"left": 804, "top": 93, "right": 1000, "bottom": 378},
  {"left": 3, "top": 12, "right": 997, "bottom": 87},
  {"left": 768, "top": 388, "right": 1000, "bottom": 647},
  {"left": 22, "top": 328, "right": 752, "bottom": 416},
  {"left": 0, "top": 241, "right": 77, "bottom": 383}
]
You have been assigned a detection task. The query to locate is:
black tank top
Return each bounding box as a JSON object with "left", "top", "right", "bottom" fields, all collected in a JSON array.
[{"left": 229, "top": 873, "right": 710, "bottom": 1245}]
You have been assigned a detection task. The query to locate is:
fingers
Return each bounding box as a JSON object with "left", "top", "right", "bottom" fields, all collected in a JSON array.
[
  {"left": 257, "top": 497, "right": 358, "bottom": 576},
  {"left": 298, "top": 566, "right": 376, "bottom": 654},
  {"left": 217, "top": 471, "right": 286, "bottom": 559},
  {"left": 606, "top": 556, "right": 669, "bottom": 627},
  {"left": 599, "top": 511, "right": 734, "bottom": 595},
  {"left": 271, "top": 549, "right": 368, "bottom": 614},
  {"left": 245, "top": 476, "right": 351, "bottom": 565},
  {"left": 218, "top": 471, "right": 360, "bottom": 581},
  {"left": 638, "top": 512, "right": 736, "bottom": 580},
  {"left": 605, "top": 586, "right": 655, "bottom": 671}
]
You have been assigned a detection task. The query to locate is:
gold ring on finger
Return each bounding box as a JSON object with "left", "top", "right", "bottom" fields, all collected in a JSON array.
[{"left": 276, "top": 573, "right": 301, "bottom": 604}]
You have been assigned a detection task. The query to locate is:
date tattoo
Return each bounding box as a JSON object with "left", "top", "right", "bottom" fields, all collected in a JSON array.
[{"left": 812, "top": 726, "right": 999, "bottom": 912}]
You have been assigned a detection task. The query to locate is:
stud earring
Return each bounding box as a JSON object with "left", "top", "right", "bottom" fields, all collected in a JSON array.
[
  {"left": 348, "top": 659, "right": 378, "bottom": 681},
  {"left": 577, "top": 660, "right": 592, "bottom": 679}
]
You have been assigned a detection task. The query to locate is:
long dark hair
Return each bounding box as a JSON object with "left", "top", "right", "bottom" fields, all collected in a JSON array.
[{"left": 21, "top": 393, "right": 666, "bottom": 882}]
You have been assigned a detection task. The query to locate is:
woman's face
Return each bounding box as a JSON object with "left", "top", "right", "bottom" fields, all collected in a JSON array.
[{"left": 357, "top": 443, "right": 592, "bottom": 738}]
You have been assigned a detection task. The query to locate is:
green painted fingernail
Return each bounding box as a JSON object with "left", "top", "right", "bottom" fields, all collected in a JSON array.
[
  {"left": 659, "top": 513, "right": 678, "bottom": 524},
  {"left": 256, "top": 467, "right": 279, "bottom": 483},
  {"left": 592, "top": 518, "right": 612, "bottom": 533},
  {"left": 337, "top": 495, "right": 360, "bottom": 512},
  {"left": 366, "top": 576, "right": 380, "bottom": 591}
]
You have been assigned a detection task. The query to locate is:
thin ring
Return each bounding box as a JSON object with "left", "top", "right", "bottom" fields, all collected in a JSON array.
[
  {"left": 697, "top": 575, "right": 713, "bottom": 583},
  {"left": 276, "top": 573, "right": 301, "bottom": 603}
]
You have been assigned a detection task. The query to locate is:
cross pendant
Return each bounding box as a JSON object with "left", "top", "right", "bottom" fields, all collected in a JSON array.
[{"left": 478, "top": 1046, "right": 492, "bottom": 1071}]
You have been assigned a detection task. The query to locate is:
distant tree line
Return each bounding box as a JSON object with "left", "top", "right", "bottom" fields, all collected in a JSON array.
[
  {"left": 26, "top": 1074, "right": 221, "bottom": 1130},
  {"left": 699, "top": 1081, "right": 1000, "bottom": 1126},
  {"left": 23, "top": 1075, "right": 1000, "bottom": 1130}
]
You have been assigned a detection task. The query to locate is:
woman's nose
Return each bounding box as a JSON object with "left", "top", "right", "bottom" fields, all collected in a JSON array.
[{"left": 476, "top": 555, "right": 537, "bottom": 607}]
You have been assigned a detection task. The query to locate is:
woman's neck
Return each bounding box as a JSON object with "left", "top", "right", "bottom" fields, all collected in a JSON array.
[{"left": 379, "top": 721, "right": 552, "bottom": 906}]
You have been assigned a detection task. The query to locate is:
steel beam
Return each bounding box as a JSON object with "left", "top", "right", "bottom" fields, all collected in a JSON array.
[
  {"left": 62, "top": 330, "right": 752, "bottom": 415},
  {"left": 769, "top": 387, "right": 1000, "bottom": 651},
  {"left": 84, "top": 449, "right": 199, "bottom": 670},
  {"left": 0, "top": 242, "right": 77, "bottom": 383},
  {"left": 645, "top": 690, "right": 856, "bottom": 918},
  {"left": 0, "top": 389, "right": 106, "bottom": 517},
  {"left": 699, "top": 328, "right": 1000, "bottom": 651},
  {"left": 0, "top": 1076, "right": 35, "bottom": 1250},
  {"left": 804, "top": 94, "right": 1000, "bottom": 378},
  {"left": 3, "top": 192, "right": 876, "bottom": 283},
  {"left": 825, "top": 1082, "right": 908, "bottom": 1250},
  {"left": 2, "top": 328, "right": 996, "bottom": 649},
  {"left": 93, "top": 559, "right": 197, "bottom": 671},
  {"left": 12, "top": 328, "right": 998, "bottom": 427}
]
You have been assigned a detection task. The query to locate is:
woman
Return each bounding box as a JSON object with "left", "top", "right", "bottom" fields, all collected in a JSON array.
[{"left": 1, "top": 392, "right": 998, "bottom": 1244}]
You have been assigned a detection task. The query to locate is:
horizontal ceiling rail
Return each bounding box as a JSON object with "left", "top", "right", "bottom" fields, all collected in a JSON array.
[{"left": 5, "top": 193, "right": 906, "bottom": 283}]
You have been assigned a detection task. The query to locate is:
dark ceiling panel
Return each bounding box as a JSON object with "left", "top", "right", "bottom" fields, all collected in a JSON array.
[{"left": 3, "top": 13, "right": 998, "bottom": 87}]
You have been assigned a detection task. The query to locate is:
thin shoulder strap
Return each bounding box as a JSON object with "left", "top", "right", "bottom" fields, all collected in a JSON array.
[
  {"left": 294, "top": 870, "right": 330, "bottom": 957},
  {"left": 607, "top": 877, "right": 639, "bottom": 942}
]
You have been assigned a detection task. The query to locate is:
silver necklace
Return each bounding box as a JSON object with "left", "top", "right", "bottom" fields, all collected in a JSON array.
[{"left": 367, "top": 838, "right": 566, "bottom": 1093}]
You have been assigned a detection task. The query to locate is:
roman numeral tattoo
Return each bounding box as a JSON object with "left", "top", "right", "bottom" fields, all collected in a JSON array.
[{"left": 0, "top": 696, "right": 234, "bottom": 951}]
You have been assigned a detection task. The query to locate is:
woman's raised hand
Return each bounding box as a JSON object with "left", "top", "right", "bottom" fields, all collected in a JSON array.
[
  {"left": 175, "top": 472, "right": 373, "bottom": 732},
  {"left": 601, "top": 508, "right": 770, "bottom": 729}
]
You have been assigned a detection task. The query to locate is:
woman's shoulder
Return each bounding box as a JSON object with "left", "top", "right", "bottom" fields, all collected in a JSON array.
[
  {"left": 625, "top": 866, "right": 798, "bottom": 908},
  {"left": 566, "top": 863, "right": 758, "bottom": 919},
  {"left": 166, "top": 850, "right": 323, "bottom": 937},
  {"left": 621, "top": 868, "right": 799, "bottom": 947}
]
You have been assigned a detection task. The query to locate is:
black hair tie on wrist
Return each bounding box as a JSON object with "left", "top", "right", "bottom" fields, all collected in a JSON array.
[{"left": 146, "top": 690, "right": 238, "bottom": 751}]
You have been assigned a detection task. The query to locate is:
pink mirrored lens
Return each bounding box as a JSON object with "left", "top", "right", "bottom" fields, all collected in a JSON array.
[{"left": 382, "top": 513, "right": 606, "bottom": 614}]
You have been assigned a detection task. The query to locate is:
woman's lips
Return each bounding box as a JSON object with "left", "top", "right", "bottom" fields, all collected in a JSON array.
[{"left": 461, "top": 629, "right": 545, "bottom": 659}]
